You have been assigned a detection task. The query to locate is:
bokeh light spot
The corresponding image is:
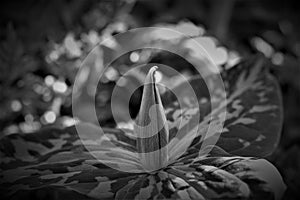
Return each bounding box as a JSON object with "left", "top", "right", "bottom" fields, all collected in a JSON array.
[
  {"left": 11, "top": 100, "right": 22, "bottom": 112},
  {"left": 272, "top": 52, "right": 284, "bottom": 65},
  {"left": 130, "top": 52, "right": 140, "bottom": 63},
  {"left": 53, "top": 81, "right": 68, "bottom": 93},
  {"left": 45, "top": 75, "right": 55, "bottom": 86},
  {"left": 44, "top": 111, "right": 56, "bottom": 124}
]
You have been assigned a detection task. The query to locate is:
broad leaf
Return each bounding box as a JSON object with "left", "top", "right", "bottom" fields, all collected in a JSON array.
[
  {"left": 0, "top": 127, "right": 285, "bottom": 199},
  {"left": 217, "top": 55, "right": 283, "bottom": 156},
  {"left": 0, "top": 55, "right": 285, "bottom": 199},
  {"left": 163, "top": 55, "right": 283, "bottom": 157}
]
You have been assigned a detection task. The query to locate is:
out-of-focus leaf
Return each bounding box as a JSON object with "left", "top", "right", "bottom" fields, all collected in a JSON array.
[{"left": 171, "top": 156, "right": 286, "bottom": 200}]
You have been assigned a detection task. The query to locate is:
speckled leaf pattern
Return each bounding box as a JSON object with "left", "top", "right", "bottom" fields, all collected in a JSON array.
[
  {"left": 0, "top": 126, "right": 138, "bottom": 199},
  {"left": 163, "top": 55, "right": 282, "bottom": 157},
  {"left": 217, "top": 56, "right": 283, "bottom": 156},
  {"left": 0, "top": 55, "right": 285, "bottom": 199},
  {"left": 0, "top": 128, "right": 285, "bottom": 199}
]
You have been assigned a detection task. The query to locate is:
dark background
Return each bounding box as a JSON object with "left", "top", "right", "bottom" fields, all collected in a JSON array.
[{"left": 0, "top": 0, "right": 299, "bottom": 199}]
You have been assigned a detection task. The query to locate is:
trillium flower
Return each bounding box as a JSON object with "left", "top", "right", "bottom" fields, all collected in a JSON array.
[{"left": 0, "top": 55, "right": 286, "bottom": 199}]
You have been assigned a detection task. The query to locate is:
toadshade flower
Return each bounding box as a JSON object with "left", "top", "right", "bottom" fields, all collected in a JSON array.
[{"left": 0, "top": 55, "right": 286, "bottom": 200}]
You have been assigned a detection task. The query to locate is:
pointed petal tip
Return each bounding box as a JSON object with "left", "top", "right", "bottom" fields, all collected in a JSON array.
[
  {"left": 150, "top": 65, "right": 158, "bottom": 73},
  {"left": 148, "top": 66, "right": 158, "bottom": 81}
]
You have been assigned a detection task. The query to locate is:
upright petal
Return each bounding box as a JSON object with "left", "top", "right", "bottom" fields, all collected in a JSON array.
[{"left": 135, "top": 66, "right": 169, "bottom": 172}]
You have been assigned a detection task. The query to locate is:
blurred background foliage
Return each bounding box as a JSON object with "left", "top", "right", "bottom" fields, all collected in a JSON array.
[{"left": 0, "top": 0, "right": 300, "bottom": 199}]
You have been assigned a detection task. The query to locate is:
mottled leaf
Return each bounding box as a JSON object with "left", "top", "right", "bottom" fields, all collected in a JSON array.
[
  {"left": 163, "top": 55, "right": 282, "bottom": 158},
  {"left": 0, "top": 126, "right": 286, "bottom": 200},
  {"left": 0, "top": 55, "right": 285, "bottom": 200},
  {"left": 168, "top": 156, "right": 286, "bottom": 200}
]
